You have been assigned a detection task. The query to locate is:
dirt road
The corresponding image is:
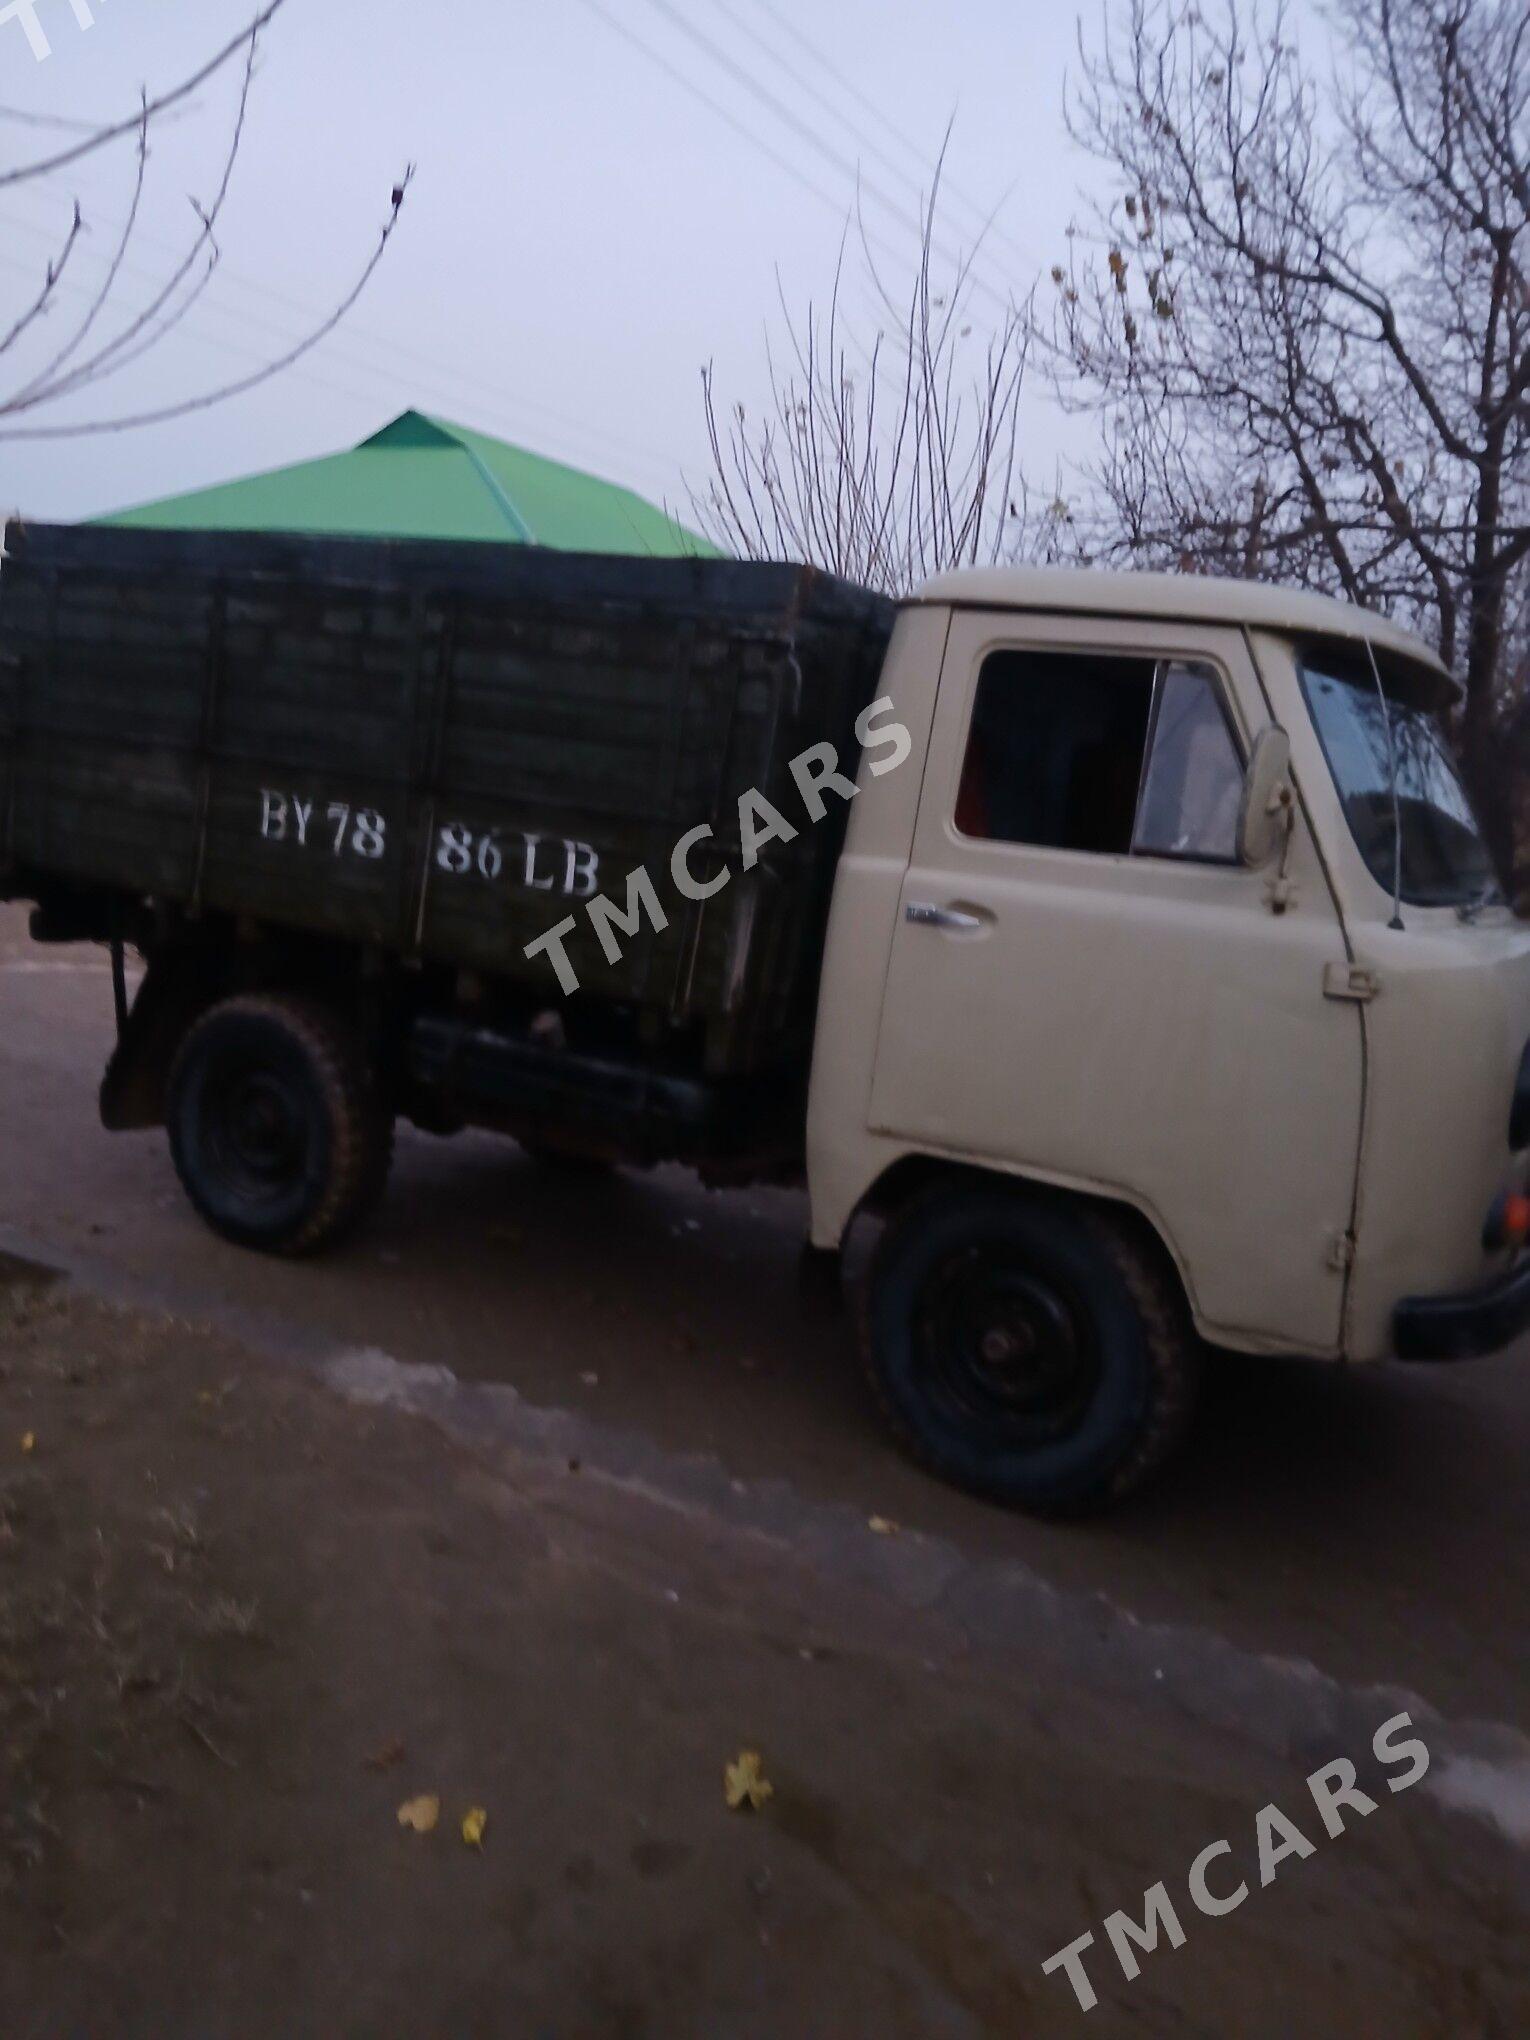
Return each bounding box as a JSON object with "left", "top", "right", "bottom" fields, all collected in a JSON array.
[
  {"left": 2, "top": 902, "right": 1529, "bottom": 2032},
  {"left": 2, "top": 906, "right": 1528, "bottom": 1721},
  {"left": 3, "top": 1275, "right": 1526, "bottom": 2038}
]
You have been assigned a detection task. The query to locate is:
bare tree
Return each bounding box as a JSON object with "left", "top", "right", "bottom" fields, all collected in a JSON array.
[
  {"left": 1, "top": 0, "right": 410, "bottom": 443},
  {"left": 1044, "top": 0, "right": 1528, "bottom": 852},
  {"left": 694, "top": 172, "right": 1036, "bottom": 596}
]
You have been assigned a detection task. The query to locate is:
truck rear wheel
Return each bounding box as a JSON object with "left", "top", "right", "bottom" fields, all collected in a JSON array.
[
  {"left": 166, "top": 995, "right": 392, "bottom": 1256},
  {"left": 859, "top": 1184, "right": 1199, "bottom": 1515}
]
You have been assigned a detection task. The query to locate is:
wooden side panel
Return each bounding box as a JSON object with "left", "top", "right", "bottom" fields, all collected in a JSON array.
[
  {"left": 0, "top": 524, "right": 894, "bottom": 1070},
  {"left": 3, "top": 571, "right": 206, "bottom": 898},
  {"left": 197, "top": 582, "right": 420, "bottom": 945}
]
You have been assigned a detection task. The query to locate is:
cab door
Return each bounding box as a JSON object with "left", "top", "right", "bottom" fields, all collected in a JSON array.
[{"left": 867, "top": 608, "right": 1364, "bottom": 1355}]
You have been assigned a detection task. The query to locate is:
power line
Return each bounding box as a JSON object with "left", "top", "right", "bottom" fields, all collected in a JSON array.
[
  {"left": 740, "top": 0, "right": 1040, "bottom": 276},
  {"left": 0, "top": 172, "right": 681, "bottom": 480},
  {"left": 636, "top": 0, "right": 1016, "bottom": 312},
  {"left": 0, "top": 243, "right": 690, "bottom": 506},
  {"left": 2, "top": 4, "right": 1037, "bottom": 488},
  {"left": 0, "top": 193, "right": 688, "bottom": 498},
  {"left": 711, "top": 0, "right": 1038, "bottom": 284},
  {"left": 574, "top": 0, "right": 904, "bottom": 280},
  {"left": 575, "top": 0, "right": 981, "bottom": 406},
  {"left": 0, "top": 244, "right": 389, "bottom": 419}
]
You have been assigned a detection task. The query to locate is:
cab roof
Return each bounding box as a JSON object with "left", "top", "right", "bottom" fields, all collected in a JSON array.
[{"left": 909, "top": 566, "right": 1454, "bottom": 696}]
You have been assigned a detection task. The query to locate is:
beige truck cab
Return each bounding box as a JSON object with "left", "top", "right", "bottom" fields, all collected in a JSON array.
[{"left": 811, "top": 569, "right": 1530, "bottom": 1512}]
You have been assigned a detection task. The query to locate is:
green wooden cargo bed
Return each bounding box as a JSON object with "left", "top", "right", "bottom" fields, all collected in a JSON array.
[{"left": 0, "top": 523, "right": 893, "bottom": 1079}]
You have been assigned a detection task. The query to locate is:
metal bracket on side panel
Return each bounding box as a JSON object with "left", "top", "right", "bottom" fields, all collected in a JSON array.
[
  {"left": 1323, "top": 962, "right": 1380, "bottom": 1003},
  {"left": 1326, "top": 1229, "right": 1357, "bottom": 1272}
]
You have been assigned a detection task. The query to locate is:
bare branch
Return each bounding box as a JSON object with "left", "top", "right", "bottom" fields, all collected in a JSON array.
[
  {"left": 694, "top": 159, "right": 1034, "bottom": 594},
  {"left": 1, "top": 13, "right": 412, "bottom": 444},
  {"left": 1038, "top": 0, "right": 1527, "bottom": 832},
  {"left": 0, "top": 197, "right": 81, "bottom": 358},
  {"left": 0, "top": 172, "right": 414, "bottom": 442},
  {"left": 0, "top": 0, "right": 288, "bottom": 190}
]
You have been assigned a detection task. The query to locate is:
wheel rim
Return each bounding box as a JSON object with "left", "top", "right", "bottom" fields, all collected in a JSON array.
[
  {"left": 914, "top": 1244, "right": 1102, "bottom": 1446},
  {"left": 201, "top": 1058, "right": 312, "bottom": 1202}
]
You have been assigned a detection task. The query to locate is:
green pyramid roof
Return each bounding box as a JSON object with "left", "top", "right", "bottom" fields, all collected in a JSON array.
[{"left": 96, "top": 411, "right": 716, "bottom": 558}]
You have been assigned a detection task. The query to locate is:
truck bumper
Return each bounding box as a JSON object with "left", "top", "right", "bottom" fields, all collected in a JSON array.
[{"left": 1393, "top": 1257, "right": 1530, "bottom": 1361}]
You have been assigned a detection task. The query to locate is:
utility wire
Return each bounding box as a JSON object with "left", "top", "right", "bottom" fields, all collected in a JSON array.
[
  {"left": 574, "top": 0, "right": 904, "bottom": 281},
  {"left": 0, "top": 176, "right": 415, "bottom": 441},
  {"left": 1, "top": 170, "right": 676, "bottom": 472},
  {"left": 578, "top": 0, "right": 1003, "bottom": 328},
  {"left": 0, "top": 233, "right": 688, "bottom": 501},
  {"left": 637, "top": 0, "right": 1014, "bottom": 311},
  {"left": 741, "top": 0, "right": 1041, "bottom": 276},
  {"left": 0, "top": 192, "right": 684, "bottom": 494},
  {"left": 711, "top": 0, "right": 1036, "bottom": 286}
]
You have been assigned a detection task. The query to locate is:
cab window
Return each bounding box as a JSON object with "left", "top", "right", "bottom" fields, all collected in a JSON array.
[
  {"left": 955, "top": 650, "right": 1155, "bottom": 851},
  {"left": 1133, "top": 662, "right": 1243, "bottom": 861},
  {"left": 955, "top": 649, "right": 1242, "bottom": 864}
]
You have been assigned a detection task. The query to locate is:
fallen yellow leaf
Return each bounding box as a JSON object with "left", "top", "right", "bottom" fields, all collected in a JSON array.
[
  {"left": 724, "top": 1750, "right": 774, "bottom": 1813},
  {"left": 462, "top": 1807, "right": 488, "bottom": 1850},
  {"left": 868, "top": 1515, "right": 898, "bottom": 1536},
  {"left": 19, "top": 1433, "right": 35, "bottom": 1456},
  {"left": 396, "top": 1794, "right": 440, "bottom": 1835}
]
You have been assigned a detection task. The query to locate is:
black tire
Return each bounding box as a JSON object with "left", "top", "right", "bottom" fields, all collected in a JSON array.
[
  {"left": 859, "top": 1183, "right": 1200, "bottom": 1515},
  {"left": 166, "top": 994, "right": 393, "bottom": 1256}
]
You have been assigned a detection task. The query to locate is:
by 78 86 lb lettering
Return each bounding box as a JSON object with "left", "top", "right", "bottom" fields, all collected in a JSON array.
[{"left": 257, "top": 789, "right": 600, "bottom": 900}]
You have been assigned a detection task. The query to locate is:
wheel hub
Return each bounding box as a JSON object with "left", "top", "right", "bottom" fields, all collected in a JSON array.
[
  {"left": 918, "top": 1247, "right": 1101, "bottom": 1442},
  {"left": 978, "top": 1322, "right": 1037, "bottom": 1367},
  {"left": 214, "top": 1069, "right": 307, "bottom": 1184}
]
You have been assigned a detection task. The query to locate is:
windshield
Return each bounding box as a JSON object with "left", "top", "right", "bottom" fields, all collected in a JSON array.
[{"left": 1299, "top": 655, "right": 1495, "bottom": 909}]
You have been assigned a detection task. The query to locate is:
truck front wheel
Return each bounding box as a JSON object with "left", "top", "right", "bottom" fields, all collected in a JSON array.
[
  {"left": 166, "top": 995, "right": 392, "bottom": 1256},
  {"left": 860, "top": 1185, "right": 1200, "bottom": 1515}
]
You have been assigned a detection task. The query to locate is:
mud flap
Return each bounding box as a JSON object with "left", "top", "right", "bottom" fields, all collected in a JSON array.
[{"left": 100, "top": 959, "right": 216, "bottom": 1132}]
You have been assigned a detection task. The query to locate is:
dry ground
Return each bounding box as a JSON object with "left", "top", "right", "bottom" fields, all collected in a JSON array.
[{"left": 1, "top": 1258, "right": 1527, "bottom": 2039}]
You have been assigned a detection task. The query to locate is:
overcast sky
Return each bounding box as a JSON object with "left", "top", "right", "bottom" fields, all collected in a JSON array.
[{"left": 2, "top": 0, "right": 1110, "bottom": 530}]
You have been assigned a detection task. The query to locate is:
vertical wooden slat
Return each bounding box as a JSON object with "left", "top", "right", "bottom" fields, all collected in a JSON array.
[
  {"left": 0, "top": 648, "right": 19, "bottom": 876},
  {"left": 189, "top": 581, "right": 226, "bottom": 912},
  {"left": 409, "top": 595, "right": 458, "bottom": 952}
]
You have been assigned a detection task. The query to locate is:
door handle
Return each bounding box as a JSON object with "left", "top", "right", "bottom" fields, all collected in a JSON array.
[{"left": 905, "top": 901, "right": 985, "bottom": 931}]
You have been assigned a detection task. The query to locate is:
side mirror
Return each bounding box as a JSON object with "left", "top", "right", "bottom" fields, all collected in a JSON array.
[{"left": 1238, "top": 726, "right": 1294, "bottom": 867}]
